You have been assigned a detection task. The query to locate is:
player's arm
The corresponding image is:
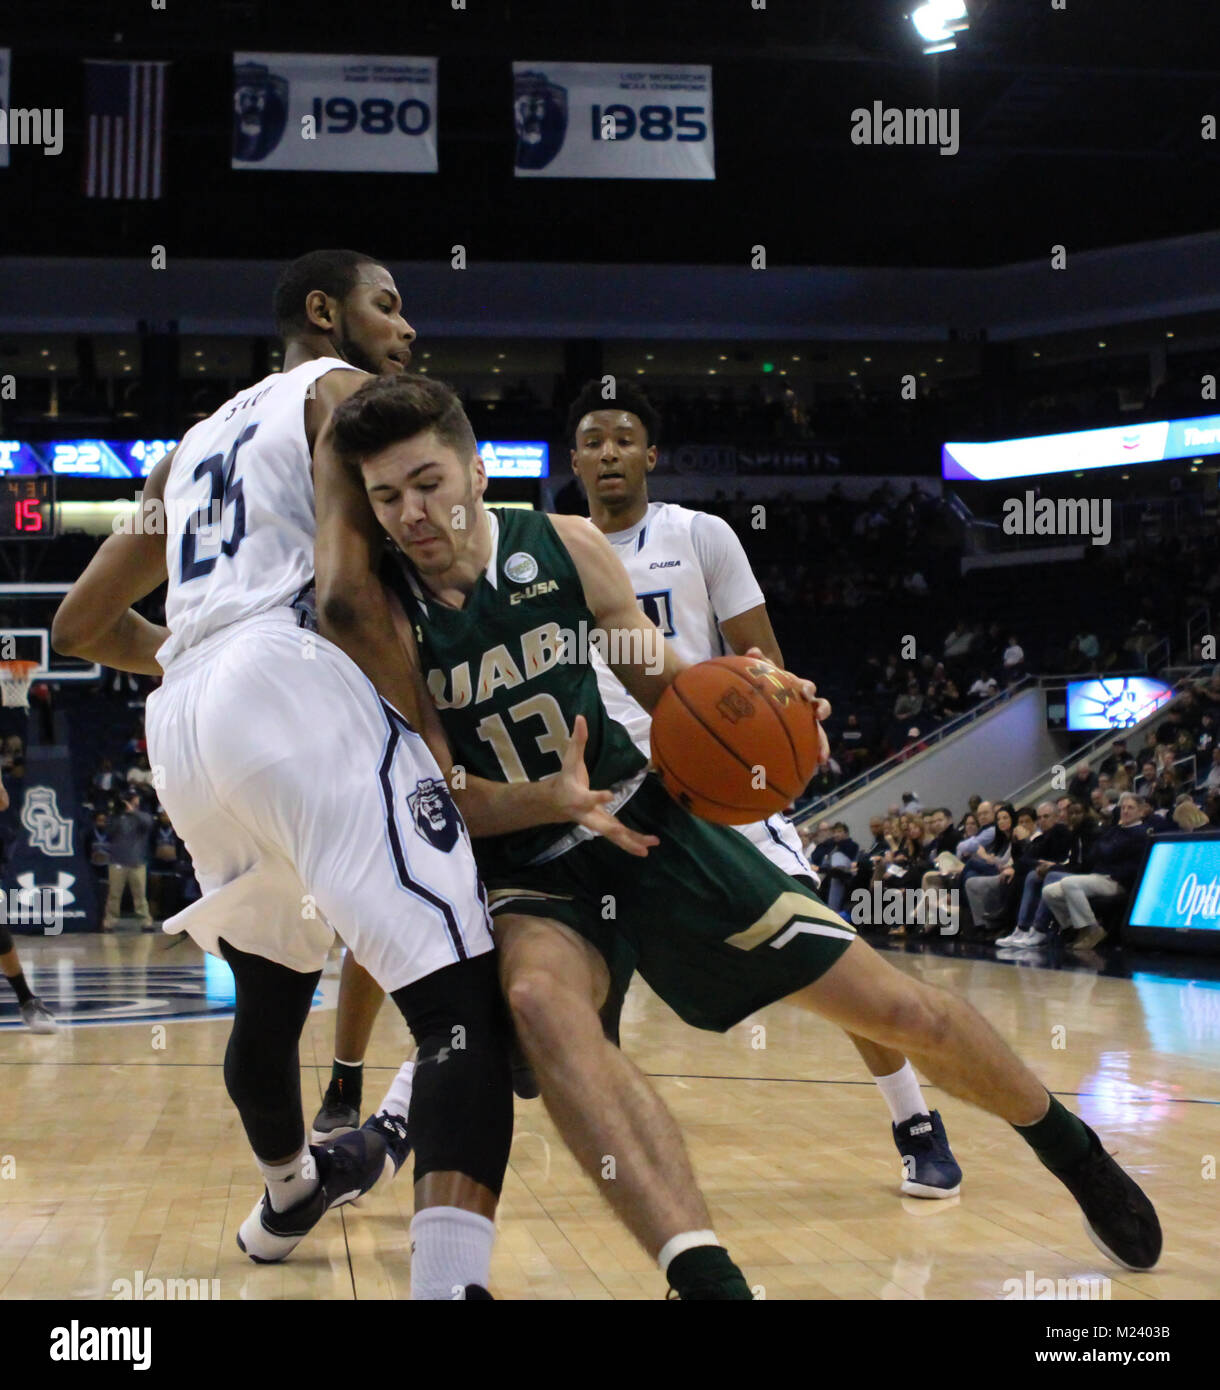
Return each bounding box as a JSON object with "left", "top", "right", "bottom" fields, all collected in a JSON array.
[
  {"left": 691, "top": 510, "right": 784, "bottom": 666},
  {"left": 382, "top": 588, "right": 656, "bottom": 855},
  {"left": 551, "top": 513, "right": 684, "bottom": 713},
  {"left": 720, "top": 605, "right": 783, "bottom": 667},
  {"left": 50, "top": 452, "right": 175, "bottom": 674}
]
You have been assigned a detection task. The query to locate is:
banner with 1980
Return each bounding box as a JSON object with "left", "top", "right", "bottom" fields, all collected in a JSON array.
[
  {"left": 512, "top": 62, "right": 714, "bottom": 180},
  {"left": 232, "top": 52, "right": 436, "bottom": 172}
]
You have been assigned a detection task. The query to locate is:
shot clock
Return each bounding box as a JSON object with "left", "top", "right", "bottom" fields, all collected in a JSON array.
[{"left": 0, "top": 476, "right": 55, "bottom": 539}]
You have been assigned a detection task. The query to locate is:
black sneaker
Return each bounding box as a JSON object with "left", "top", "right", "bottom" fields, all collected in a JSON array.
[
  {"left": 310, "top": 1082, "right": 360, "bottom": 1145},
  {"left": 236, "top": 1128, "right": 391, "bottom": 1263},
  {"left": 361, "top": 1110, "right": 412, "bottom": 1185},
  {"left": 460, "top": 1285, "right": 494, "bottom": 1300},
  {"left": 1051, "top": 1127, "right": 1162, "bottom": 1271},
  {"left": 893, "top": 1111, "right": 963, "bottom": 1198},
  {"left": 665, "top": 1276, "right": 755, "bottom": 1300}
]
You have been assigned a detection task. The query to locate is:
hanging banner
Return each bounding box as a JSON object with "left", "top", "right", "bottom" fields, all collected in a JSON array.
[
  {"left": 512, "top": 62, "right": 714, "bottom": 179},
  {"left": 232, "top": 52, "right": 437, "bottom": 171}
]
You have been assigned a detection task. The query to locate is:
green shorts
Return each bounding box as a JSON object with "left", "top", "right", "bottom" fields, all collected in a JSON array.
[{"left": 482, "top": 774, "right": 856, "bottom": 1033}]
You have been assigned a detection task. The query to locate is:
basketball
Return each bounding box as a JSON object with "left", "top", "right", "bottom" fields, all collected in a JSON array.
[{"left": 651, "top": 655, "right": 821, "bottom": 824}]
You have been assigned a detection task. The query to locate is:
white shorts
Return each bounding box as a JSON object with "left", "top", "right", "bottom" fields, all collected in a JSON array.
[
  {"left": 735, "top": 812, "right": 813, "bottom": 880},
  {"left": 145, "top": 610, "right": 494, "bottom": 991}
]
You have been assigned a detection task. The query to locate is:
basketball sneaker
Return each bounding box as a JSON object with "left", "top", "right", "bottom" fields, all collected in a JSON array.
[
  {"left": 893, "top": 1111, "right": 963, "bottom": 1198},
  {"left": 20, "top": 997, "right": 59, "bottom": 1033},
  {"left": 361, "top": 1110, "right": 412, "bottom": 1185},
  {"left": 236, "top": 1127, "right": 392, "bottom": 1263},
  {"left": 309, "top": 1081, "right": 360, "bottom": 1145},
  {"left": 1050, "top": 1127, "right": 1161, "bottom": 1271}
]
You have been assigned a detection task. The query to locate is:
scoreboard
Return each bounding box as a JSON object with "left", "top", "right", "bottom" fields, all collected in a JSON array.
[{"left": 0, "top": 476, "right": 55, "bottom": 538}]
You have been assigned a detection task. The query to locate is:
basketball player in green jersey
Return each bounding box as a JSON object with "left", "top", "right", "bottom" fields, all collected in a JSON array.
[{"left": 314, "top": 373, "right": 1161, "bottom": 1295}]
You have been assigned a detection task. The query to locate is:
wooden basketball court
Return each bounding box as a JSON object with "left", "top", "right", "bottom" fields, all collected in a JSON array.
[{"left": 2, "top": 931, "right": 1215, "bottom": 1301}]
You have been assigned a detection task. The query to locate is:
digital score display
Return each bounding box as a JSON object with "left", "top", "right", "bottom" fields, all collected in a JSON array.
[
  {"left": 0, "top": 439, "right": 546, "bottom": 479},
  {"left": 0, "top": 439, "right": 177, "bottom": 478},
  {"left": 0, "top": 476, "right": 56, "bottom": 538},
  {"left": 1065, "top": 677, "right": 1173, "bottom": 730}
]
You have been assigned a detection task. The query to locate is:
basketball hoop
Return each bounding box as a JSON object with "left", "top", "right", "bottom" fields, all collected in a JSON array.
[{"left": 0, "top": 660, "right": 39, "bottom": 709}]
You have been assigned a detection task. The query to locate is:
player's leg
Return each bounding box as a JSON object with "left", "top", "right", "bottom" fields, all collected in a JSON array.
[
  {"left": 311, "top": 950, "right": 387, "bottom": 1143},
  {"left": 785, "top": 938, "right": 1160, "bottom": 1268},
  {"left": 496, "top": 910, "right": 751, "bottom": 1299},
  {"left": 0, "top": 922, "right": 57, "bottom": 1032},
  {"left": 791, "top": 862, "right": 960, "bottom": 1196}
]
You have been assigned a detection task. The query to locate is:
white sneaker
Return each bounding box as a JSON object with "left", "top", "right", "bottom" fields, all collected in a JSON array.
[
  {"left": 1023, "top": 928, "right": 1051, "bottom": 949},
  {"left": 20, "top": 998, "right": 59, "bottom": 1033},
  {"left": 995, "top": 927, "right": 1028, "bottom": 947}
]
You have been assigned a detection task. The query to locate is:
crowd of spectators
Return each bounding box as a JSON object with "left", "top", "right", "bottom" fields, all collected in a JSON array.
[
  {"left": 81, "top": 719, "right": 198, "bottom": 930},
  {"left": 797, "top": 772, "right": 1218, "bottom": 954}
]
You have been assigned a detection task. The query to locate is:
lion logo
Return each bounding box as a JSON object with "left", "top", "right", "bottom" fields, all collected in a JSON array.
[
  {"left": 513, "top": 71, "right": 568, "bottom": 171},
  {"left": 233, "top": 62, "right": 289, "bottom": 163},
  {"left": 407, "top": 777, "right": 460, "bottom": 853}
]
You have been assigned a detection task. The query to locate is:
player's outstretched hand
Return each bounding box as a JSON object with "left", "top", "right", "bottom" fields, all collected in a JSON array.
[
  {"left": 551, "top": 715, "right": 660, "bottom": 857},
  {"left": 742, "top": 647, "right": 832, "bottom": 766}
]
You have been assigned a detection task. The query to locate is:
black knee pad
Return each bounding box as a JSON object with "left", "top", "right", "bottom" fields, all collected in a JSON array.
[
  {"left": 0, "top": 922, "right": 13, "bottom": 956},
  {"left": 391, "top": 953, "right": 513, "bottom": 1197}
]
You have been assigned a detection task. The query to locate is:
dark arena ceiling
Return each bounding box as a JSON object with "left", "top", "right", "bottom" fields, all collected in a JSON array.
[{"left": 2, "top": 0, "right": 1219, "bottom": 267}]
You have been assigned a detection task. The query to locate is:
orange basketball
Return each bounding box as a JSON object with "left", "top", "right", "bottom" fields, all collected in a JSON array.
[{"left": 650, "top": 656, "right": 821, "bottom": 824}]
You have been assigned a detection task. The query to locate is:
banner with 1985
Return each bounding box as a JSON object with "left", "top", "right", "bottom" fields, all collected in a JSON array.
[
  {"left": 512, "top": 62, "right": 713, "bottom": 180},
  {"left": 232, "top": 52, "right": 436, "bottom": 172}
]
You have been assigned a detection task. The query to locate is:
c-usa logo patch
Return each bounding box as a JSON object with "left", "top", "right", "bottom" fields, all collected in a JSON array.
[{"left": 504, "top": 551, "right": 539, "bottom": 584}]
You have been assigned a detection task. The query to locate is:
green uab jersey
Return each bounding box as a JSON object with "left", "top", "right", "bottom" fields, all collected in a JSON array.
[{"left": 382, "top": 507, "right": 647, "bottom": 879}]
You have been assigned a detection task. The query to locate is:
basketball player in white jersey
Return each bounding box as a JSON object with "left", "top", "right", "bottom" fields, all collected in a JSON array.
[
  {"left": 51, "top": 250, "right": 515, "bottom": 1298},
  {"left": 566, "top": 379, "right": 963, "bottom": 1197}
]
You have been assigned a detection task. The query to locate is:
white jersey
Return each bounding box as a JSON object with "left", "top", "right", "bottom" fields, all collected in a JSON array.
[
  {"left": 592, "top": 501, "right": 810, "bottom": 878},
  {"left": 157, "top": 358, "right": 359, "bottom": 669}
]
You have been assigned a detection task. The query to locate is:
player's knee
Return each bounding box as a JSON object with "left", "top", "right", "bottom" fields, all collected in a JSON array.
[
  {"left": 883, "top": 981, "right": 953, "bottom": 1051},
  {"left": 505, "top": 968, "right": 597, "bottom": 1056}
]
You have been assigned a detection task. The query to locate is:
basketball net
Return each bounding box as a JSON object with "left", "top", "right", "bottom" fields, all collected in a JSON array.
[{"left": 0, "top": 660, "right": 38, "bottom": 709}]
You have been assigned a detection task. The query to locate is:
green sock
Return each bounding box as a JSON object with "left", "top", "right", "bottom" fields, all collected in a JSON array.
[
  {"left": 1013, "top": 1092, "right": 1093, "bottom": 1172},
  {"left": 666, "top": 1246, "right": 753, "bottom": 1300},
  {"left": 328, "top": 1058, "right": 363, "bottom": 1108}
]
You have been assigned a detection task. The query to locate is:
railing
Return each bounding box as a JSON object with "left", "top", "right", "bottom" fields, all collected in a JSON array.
[{"left": 794, "top": 675, "right": 1035, "bottom": 823}]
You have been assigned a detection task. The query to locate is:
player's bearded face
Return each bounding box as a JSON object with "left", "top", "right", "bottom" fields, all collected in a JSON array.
[{"left": 331, "top": 272, "right": 415, "bottom": 378}]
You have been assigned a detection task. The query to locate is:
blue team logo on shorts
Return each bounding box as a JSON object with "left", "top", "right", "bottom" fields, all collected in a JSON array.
[{"left": 408, "top": 777, "right": 460, "bottom": 853}]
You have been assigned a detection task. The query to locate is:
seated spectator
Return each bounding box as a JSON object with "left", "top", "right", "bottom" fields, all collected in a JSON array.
[
  {"left": 961, "top": 803, "right": 1017, "bottom": 886},
  {"left": 958, "top": 810, "right": 980, "bottom": 841},
  {"left": 967, "top": 671, "right": 998, "bottom": 702},
  {"left": 1173, "top": 797, "right": 1210, "bottom": 831},
  {"left": 1001, "top": 800, "right": 1097, "bottom": 946},
  {"left": 1204, "top": 748, "right": 1220, "bottom": 795},
  {"left": 835, "top": 713, "right": 870, "bottom": 772},
  {"left": 817, "top": 821, "right": 860, "bottom": 913},
  {"left": 1012, "top": 806, "right": 1038, "bottom": 841},
  {"left": 957, "top": 800, "right": 996, "bottom": 857},
  {"left": 976, "top": 801, "right": 1066, "bottom": 940},
  {"left": 1066, "top": 763, "right": 1097, "bottom": 804},
  {"left": 926, "top": 807, "right": 961, "bottom": 857},
  {"left": 1040, "top": 792, "right": 1151, "bottom": 950},
  {"left": 893, "top": 679, "right": 924, "bottom": 723},
  {"left": 900, "top": 790, "right": 922, "bottom": 815},
  {"left": 943, "top": 618, "right": 974, "bottom": 661}
]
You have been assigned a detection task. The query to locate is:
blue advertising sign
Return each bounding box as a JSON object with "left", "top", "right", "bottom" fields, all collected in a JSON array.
[{"left": 1128, "top": 836, "right": 1220, "bottom": 932}]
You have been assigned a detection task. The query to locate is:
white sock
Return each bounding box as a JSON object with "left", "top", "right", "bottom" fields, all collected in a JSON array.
[
  {"left": 657, "top": 1229, "right": 720, "bottom": 1274},
  {"left": 409, "top": 1206, "right": 496, "bottom": 1300},
  {"left": 258, "top": 1143, "right": 319, "bottom": 1213},
  {"left": 873, "top": 1061, "right": 928, "bottom": 1127},
  {"left": 376, "top": 1059, "right": 415, "bottom": 1120}
]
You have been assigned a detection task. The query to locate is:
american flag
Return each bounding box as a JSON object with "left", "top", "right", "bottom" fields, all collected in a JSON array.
[{"left": 83, "top": 60, "right": 169, "bottom": 199}]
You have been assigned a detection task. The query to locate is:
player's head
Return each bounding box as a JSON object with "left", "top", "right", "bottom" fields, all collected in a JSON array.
[
  {"left": 274, "top": 249, "right": 415, "bottom": 376},
  {"left": 567, "top": 379, "right": 660, "bottom": 515},
  {"left": 330, "top": 373, "right": 485, "bottom": 578}
]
